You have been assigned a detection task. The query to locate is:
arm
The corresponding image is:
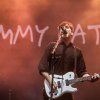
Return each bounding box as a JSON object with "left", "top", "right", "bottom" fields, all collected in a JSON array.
[
  {"left": 38, "top": 42, "right": 57, "bottom": 89},
  {"left": 38, "top": 43, "right": 52, "bottom": 75},
  {"left": 76, "top": 49, "right": 88, "bottom": 77},
  {"left": 77, "top": 50, "right": 100, "bottom": 81},
  {"left": 41, "top": 72, "right": 57, "bottom": 89},
  {"left": 42, "top": 72, "right": 52, "bottom": 84}
]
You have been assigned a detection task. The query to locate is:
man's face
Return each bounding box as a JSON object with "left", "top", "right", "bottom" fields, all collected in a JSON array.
[{"left": 59, "top": 24, "right": 73, "bottom": 40}]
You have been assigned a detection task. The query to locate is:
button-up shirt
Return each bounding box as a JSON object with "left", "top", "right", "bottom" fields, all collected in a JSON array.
[{"left": 38, "top": 42, "right": 87, "bottom": 77}]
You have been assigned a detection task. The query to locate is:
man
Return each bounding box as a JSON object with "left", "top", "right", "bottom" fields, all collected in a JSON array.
[{"left": 38, "top": 21, "right": 99, "bottom": 100}]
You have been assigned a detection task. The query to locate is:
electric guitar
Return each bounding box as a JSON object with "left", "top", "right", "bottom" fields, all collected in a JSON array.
[{"left": 44, "top": 72, "right": 100, "bottom": 99}]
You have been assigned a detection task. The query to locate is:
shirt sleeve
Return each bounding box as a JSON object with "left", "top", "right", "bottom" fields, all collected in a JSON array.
[
  {"left": 38, "top": 42, "right": 54, "bottom": 75},
  {"left": 76, "top": 49, "right": 88, "bottom": 77}
]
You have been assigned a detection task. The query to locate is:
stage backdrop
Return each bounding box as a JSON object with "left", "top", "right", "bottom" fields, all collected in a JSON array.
[{"left": 0, "top": 0, "right": 100, "bottom": 100}]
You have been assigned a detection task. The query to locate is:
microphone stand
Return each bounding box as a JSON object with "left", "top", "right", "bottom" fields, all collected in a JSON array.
[
  {"left": 49, "top": 53, "right": 55, "bottom": 100},
  {"left": 49, "top": 36, "right": 61, "bottom": 100}
]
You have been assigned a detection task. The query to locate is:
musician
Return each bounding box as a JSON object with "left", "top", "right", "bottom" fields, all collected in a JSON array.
[{"left": 38, "top": 21, "right": 99, "bottom": 100}]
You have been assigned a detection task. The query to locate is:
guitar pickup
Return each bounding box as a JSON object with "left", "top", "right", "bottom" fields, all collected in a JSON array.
[
  {"left": 57, "top": 81, "right": 61, "bottom": 88},
  {"left": 65, "top": 80, "right": 70, "bottom": 86},
  {"left": 54, "top": 77, "right": 64, "bottom": 79}
]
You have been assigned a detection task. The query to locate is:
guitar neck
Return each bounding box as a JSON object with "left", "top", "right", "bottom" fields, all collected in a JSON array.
[{"left": 69, "top": 73, "right": 100, "bottom": 84}]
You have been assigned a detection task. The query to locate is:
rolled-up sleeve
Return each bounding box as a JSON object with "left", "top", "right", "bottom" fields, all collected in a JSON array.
[
  {"left": 38, "top": 43, "right": 54, "bottom": 75},
  {"left": 76, "top": 50, "right": 88, "bottom": 77}
]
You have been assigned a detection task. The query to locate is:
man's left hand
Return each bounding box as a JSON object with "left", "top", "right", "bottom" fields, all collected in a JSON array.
[{"left": 91, "top": 73, "right": 100, "bottom": 82}]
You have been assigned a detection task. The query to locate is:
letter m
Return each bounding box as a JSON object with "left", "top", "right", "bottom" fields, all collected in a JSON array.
[
  {"left": 13, "top": 25, "right": 33, "bottom": 44},
  {"left": 0, "top": 25, "right": 13, "bottom": 44}
]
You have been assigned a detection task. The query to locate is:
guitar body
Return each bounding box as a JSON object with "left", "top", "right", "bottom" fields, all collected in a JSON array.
[{"left": 44, "top": 72, "right": 77, "bottom": 99}]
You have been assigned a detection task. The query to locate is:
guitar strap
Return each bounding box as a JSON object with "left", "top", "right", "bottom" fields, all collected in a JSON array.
[
  {"left": 61, "top": 43, "right": 67, "bottom": 74},
  {"left": 74, "top": 46, "right": 77, "bottom": 76}
]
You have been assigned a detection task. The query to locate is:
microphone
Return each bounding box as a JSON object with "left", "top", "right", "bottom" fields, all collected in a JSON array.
[{"left": 61, "top": 26, "right": 68, "bottom": 34}]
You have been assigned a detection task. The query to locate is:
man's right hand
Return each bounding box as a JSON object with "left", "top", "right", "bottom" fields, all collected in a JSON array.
[
  {"left": 50, "top": 80, "right": 58, "bottom": 90},
  {"left": 41, "top": 72, "right": 58, "bottom": 90}
]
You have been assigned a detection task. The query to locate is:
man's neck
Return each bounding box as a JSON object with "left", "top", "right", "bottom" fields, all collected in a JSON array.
[{"left": 62, "top": 39, "right": 71, "bottom": 46}]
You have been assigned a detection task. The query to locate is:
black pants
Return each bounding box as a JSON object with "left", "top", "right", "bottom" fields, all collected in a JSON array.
[{"left": 43, "top": 89, "right": 73, "bottom": 100}]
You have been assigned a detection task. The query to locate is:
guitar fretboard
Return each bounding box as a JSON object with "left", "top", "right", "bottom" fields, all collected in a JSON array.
[{"left": 67, "top": 73, "right": 100, "bottom": 84}]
